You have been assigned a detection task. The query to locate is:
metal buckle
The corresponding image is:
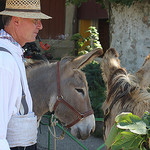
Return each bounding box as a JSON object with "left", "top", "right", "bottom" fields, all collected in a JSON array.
[{"left": 57, "top": 95, "right": 63, "bottom": 101}]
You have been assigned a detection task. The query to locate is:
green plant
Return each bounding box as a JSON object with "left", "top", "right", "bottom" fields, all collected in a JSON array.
[
  {"left": 71, "top": 26, "right": 102, "bottom": 56},
  {"left": 82, "top": 60, "right": 106, "bottom": 118},
  {"left": 85, "top": 26, "right": 102, "bottom": 49},
  {"left": 106, "top": 112, "right": 150, "bottom": 150},
  {"left": 66, "top": 0, "right": 145, "bottom": 7},
  {"left": 71, "top": 33, "right": 85, "bottom": 55}
]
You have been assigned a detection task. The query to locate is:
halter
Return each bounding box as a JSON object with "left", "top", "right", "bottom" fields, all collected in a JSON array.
[{"left": 53, "top": 61, "right": 94, "bottom": 128}]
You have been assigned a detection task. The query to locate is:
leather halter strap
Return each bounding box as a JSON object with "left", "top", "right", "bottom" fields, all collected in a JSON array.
[{"left": 53, "top": 61, "right": 94, "bottom": 128}]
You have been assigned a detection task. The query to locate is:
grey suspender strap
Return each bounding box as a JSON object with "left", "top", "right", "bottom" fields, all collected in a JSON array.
[{"left": 0, "top": 47, "right": 29, "bottom": 115}]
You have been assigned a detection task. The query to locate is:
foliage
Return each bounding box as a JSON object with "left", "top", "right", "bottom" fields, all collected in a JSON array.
[
  {"left": 82, "top": 60, "right": 106, "bottom": 118},
  {"left": 87, "top": 26, "right": 102, "bottom": 50},
  {"left": 105, "top": 112, "right": 150, "bottom": 150},
  {"left": 71, "top": 26, "right": 102, "bottom": 56},
  {"left": 108, "top": 0, "right": 144, "bottom": 6},
  {"left": 66, "top": 0, "right": 88, "bottom": 7},
  {"left": 71, "top": 33, "right": 85, "bottom": 55},
  {"left": 66, "top": 0, "right": 145, "bottom": 7}
]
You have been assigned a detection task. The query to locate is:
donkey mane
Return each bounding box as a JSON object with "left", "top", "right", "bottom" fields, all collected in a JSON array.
[
  {"left": 106, "top": 68, "right": 139, "bottom": 108},
  {"left": 25, "top": 60, "right": 49, "bottom": 70}
]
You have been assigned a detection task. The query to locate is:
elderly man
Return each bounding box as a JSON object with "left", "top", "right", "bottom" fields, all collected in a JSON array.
[{"left": 0, "top": 0, "right": 51, "bottom": 150}]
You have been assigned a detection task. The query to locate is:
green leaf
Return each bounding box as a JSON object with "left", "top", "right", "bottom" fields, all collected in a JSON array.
[
  {"left": 105, "top": 123, "right": 121, "bottom": 148},
  {"left": 111, "top": 131, "right": 143, "bottom": 150},
  {"left": 142, "top": 111, "right": 150, "bottom": 127},
  {"left": 115, "top": 112, "right": 133, "bottom": 123},
  {"left": 117, "top": 121, "right": 147, "bottom": 135},
  {"left": 115, "top": 112, "right": 147, "bottom": 135}
]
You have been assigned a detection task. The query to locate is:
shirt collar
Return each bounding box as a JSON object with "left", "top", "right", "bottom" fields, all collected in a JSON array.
[
  {"left": 0, "top": 29, "right": 27, "bottom": 63},
  {"left": 0, "top": 29, "right": 21, "bottom": 48}
]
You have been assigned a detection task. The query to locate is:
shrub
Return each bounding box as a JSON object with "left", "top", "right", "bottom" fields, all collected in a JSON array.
[{"left": 71, "top": 26, "right": 102, "bottom": 56}]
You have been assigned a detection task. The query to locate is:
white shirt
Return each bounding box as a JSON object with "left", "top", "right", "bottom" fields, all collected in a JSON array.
[{"left": 0, "top": 32, "right": 33, "bottom": 149}]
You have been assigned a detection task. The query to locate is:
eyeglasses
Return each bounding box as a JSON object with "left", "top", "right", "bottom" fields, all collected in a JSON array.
[{"left": 32, "top": 19, "right": 42, "bottom": 25}]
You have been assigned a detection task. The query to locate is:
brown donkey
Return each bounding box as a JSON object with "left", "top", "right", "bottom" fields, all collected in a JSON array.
[
  {"left": 101, "top": 48, "right": 150, "bottom": 142},
  {"left": 26, "top": 48, "right": 103, "bottom": 140}
]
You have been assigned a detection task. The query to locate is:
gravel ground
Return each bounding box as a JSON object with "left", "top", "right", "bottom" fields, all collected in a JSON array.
[{"left": 37, "top": 117, "right": 105, "bottom": 150}]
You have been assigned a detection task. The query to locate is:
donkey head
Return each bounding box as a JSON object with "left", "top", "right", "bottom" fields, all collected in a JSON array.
[
  {"left": 101, "top": 48, "right": 150, "bottom": 141},
  {"left": 52, "top": 48, "right": 103, "bottom": 140},
  {"left": 101, "top": 48, "right": 130, "bottom": 140}
]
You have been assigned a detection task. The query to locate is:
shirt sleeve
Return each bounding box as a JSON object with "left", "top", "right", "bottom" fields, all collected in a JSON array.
[
  {"left": 0, "top": 139, "right": 10, "bottom": 150},
  {"left": 0, "top": 67, "right": 13, "bottom": 150}
]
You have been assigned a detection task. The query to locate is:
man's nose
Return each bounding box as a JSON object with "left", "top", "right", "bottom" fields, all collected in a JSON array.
[{"left": 36, "top": 20, "right": 43, "bottom": 30}]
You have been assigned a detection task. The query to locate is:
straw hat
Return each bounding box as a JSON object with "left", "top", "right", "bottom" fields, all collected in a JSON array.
[{"left": 0, "top": 0, "right": 51, "bottom": 19}]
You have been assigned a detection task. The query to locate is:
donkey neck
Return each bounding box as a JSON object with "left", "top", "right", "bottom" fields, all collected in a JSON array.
[{"left": 27, "top": 62, "right": 58, "bottom": 118}]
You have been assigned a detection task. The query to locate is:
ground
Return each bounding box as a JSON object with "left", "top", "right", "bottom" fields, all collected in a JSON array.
[{"left": 37, "top": 117, "right": 105, "bottom": 150}]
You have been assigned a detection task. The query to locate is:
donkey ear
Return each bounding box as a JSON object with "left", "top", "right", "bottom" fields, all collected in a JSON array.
[
  {"left": 135, "top": 54, "right": 150, "bottom": 88},
  {"left": 71, "top": 48, "right": 103, "bottom": 69}
]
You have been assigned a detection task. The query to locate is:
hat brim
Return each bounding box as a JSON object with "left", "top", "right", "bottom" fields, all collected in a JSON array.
[{"left": 0, "top": 10, "right": 52, "bottom": 19}]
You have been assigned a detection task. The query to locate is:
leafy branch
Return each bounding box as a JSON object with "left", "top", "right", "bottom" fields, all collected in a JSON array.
[
  {"left": 106, "top": 112, "right": 150, "bottom": 150},
  {"left": 66, "top": 0, "right": 145, "bottom": 7},
  {"left": 71, "top": 26, "right": 102, "bottom": 56}
]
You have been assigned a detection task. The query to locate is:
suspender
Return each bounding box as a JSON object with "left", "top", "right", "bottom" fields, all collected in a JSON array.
[{"left": 0, "top": 47, "right": 29, "bottom": 115}]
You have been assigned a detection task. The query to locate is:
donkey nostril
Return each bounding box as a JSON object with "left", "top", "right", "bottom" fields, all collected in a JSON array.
[
  {"left": 76, "top": 129, "right": 82, "bottom": 139},
  {"left": 90, "top": 129, "right": 93, "bottom": 134}
]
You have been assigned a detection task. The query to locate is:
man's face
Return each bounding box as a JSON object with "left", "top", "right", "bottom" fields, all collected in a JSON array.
[{"left": 15, "top": 17, "right": 43, "bottom": 46}]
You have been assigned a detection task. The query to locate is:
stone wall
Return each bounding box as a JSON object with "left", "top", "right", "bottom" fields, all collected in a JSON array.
[{"left": 110, "top": 0, "right": 150, "bottom": 72}]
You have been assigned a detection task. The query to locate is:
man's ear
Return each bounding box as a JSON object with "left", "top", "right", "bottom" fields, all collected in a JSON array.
[{"left": 12, "top": 16, "right": 21, "bottom": 25}]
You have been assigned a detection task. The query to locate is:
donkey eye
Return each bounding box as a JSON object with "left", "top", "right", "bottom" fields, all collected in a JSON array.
[{"left": 75, "top": 88, "right": 84, "bottom": 96}]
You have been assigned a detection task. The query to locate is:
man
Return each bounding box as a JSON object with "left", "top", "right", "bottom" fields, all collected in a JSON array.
[{"left": 0, "top": 0, "right": 51, "bottom": 150}]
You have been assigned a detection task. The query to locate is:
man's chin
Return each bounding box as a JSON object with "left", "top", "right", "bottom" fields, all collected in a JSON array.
[{"left": 28, "top": 38, "right": 36, "bottom": 43}]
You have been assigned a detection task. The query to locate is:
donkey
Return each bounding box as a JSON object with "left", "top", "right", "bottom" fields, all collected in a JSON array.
[
  {"left": 101, "top": 48, "right": 150, "bottom": 141},
  {"left": 26, "top": 48, "right": 103, "bottom": 140}
]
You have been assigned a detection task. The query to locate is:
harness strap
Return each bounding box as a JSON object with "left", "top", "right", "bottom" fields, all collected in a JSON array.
[
  {"left": 54, "top": 95, "right": 94, "bottom": 128},
  {"left": 0, "top": 47, "right": 29, "bottom": 115}
]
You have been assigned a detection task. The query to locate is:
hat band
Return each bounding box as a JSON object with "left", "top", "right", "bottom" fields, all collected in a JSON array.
[{"left": 5, "top": 8, "right": 41, "bottom": 12}]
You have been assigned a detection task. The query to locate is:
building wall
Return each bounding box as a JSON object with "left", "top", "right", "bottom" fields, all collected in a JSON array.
[
  {"left": 110, "top": 0, "right": 150, "bottom": 72},
  {"left": 40, "top": 0, "right": 65, "bottom": 39}
]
